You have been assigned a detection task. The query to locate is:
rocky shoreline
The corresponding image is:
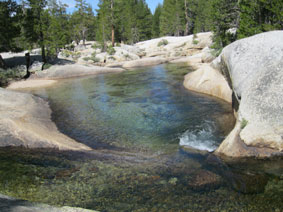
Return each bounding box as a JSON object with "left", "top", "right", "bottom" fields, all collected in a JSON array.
[
  {"left": 1, "top": 31, "right": 283, "bottom": 211},
  {"left": 1, "top": 31, "right": 283, "bottom": 157},
  {"left": 183, "top": 31, "right": 283, "bottom": 158}
]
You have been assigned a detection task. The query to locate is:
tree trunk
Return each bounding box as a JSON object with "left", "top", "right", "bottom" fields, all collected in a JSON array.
[
  {"left": 102, "top": 24, "right": 106, "bottom": 52},
  {"left": 41, "top": 44, "right": 46, "bottom": 63},
  {"left": 39, "top": 25, "right": 46, "bottom": 69},
  {"left": 23, "top": 53, "right": 31, "bottom": 79},
  {"left": 111, "top": 0, "right": 115, "bottom": 47},
  {"left": 0, "top": 55, "right": 7, "bottom": 69},
  {"left": 82, "top": 27, "right": 87, "bottom": 46},
  {"left": 184, "top": 0, "right": 190, "bottom": 35},
  {"left": 112, "top": 25, "right": 115, "bottom": 47}
]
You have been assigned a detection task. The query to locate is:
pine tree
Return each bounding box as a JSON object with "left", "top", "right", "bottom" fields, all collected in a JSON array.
[
  {"left": 45, "top": 0, "right": 70, "bottom": 58},
  {"left": 237, "top": 0, "right": 283, "bottom": 39},
  {"left": 72, "top": 0, "right": 92, "bottom": 45},
  {"left": 134, "top": 0, "right": 152, "bottom": 42},
  {"left": 210, "top": 0, "right": 239, "bottom": 48},
  {"left": 96, "top": 0, "right": 112, "bottom": 50},
  {"left": 152, "top": 4, "right": 162, "bottom": 38},
  {"left": 0, "top": 0, "right": 22, "bottom": 68},
  {"left": 22, "top": 0, "right": 48, "bottom": 64},
  {"left": 160, "top": 0, "right": 185, "bottom": 36},
  {"left": 0, "top": 0, "right": 22, "bottom": 53},
  {"left": 193, "top": 0, "right": 213, "bottom": 33}
]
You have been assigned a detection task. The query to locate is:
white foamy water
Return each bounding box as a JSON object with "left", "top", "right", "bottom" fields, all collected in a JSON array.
[{"left": 179, "top": 121, "right": 218, "bottom": 152}]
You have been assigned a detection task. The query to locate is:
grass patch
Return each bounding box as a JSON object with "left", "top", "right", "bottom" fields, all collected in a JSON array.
[
  {"left": 193, "top": 39, "right": 199, "bottom": 45},
  {"left": 107, "top": 45, "right": 116, "bottom": 56},
  {"left": 0, "top": 67, "right": 24, "bottom": 87},
  {"left": 241, "top": 119, "right": 248, "bottom": 129},
  {"left": 84, "top": 52, "right": 100, "bottom": 63}
]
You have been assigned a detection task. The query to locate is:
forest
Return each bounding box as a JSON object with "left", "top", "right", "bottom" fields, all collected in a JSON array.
[{"left": 0, "top": 0, "right": 282, "bottom": 65}]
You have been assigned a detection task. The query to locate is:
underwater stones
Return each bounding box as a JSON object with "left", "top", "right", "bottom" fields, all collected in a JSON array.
[
  {"left": 188, "top": 170, "right": 222, "bottom": 191},
  {"left": 0, "top": 194, "right": 98, "bottom": 212},
  {"left": 230, "top": 172, "right": 269, "bottom": 194}
]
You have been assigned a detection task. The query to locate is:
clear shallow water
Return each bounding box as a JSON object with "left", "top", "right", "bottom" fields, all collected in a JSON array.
[
  {"left": 1, "top": 64, "right": 282, "bottom": 212},
  {"left": 32, "top": 64, "right": 233, "bottom": 153}
]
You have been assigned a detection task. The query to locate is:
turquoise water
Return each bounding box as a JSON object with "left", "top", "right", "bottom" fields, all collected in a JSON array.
[
  {"left": 32, "top": 64, "right": 233, "bottom": 153},
  {"left": 1, "top": 64, "right": 281, "bottom": 212}
]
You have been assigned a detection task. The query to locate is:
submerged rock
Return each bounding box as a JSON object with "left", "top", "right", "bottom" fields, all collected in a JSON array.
[
  {"left": 188, "top": 170, "right": 222, "bottom": 191},
  {"left": 0, "top": 194, "right": 98, "bottom": 212}
]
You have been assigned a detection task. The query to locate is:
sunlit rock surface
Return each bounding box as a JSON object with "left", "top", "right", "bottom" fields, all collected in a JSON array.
[
  {"left": 0, "top": 88, "right": 91, "bottom": 151},
  {"left": 214, "top": 31, "right": 283, "bottom": 157}
]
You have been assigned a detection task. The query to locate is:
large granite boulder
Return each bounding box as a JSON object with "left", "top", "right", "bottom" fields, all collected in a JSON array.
[
  {"left": 214, "top": 31, "right": 283, "bottom": 157},
  {"left": 183, "top": 64, "right": 232, "bottom": 103}
]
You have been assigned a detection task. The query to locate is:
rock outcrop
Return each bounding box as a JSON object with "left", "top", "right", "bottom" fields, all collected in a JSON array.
[
  {"left": 0, "top": 88, "right": 92, "bottom": 151},
  {"left": 30, "top": 64, "right": 124, "bottom": 80},
  {"left": 183, "top": 31, "right": 283, "bottom": 158},
  {"left": 213, "top": 31, "right": 283, "bottom": 157},
  {"left": 122, "top": 57, "right": 169, "bottom": 69},
  {"left": 183, "top": 64, "right": 232, "bottom": 103}
]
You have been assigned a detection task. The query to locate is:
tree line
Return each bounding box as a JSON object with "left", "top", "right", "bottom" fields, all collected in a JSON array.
[{"left": 0, "top": 0, "right": 282, "bottom": 68}]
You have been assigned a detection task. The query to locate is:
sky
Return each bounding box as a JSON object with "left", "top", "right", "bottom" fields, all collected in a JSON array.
[{"left": 61, "top": 0, "right": 164, "bottom": 14}]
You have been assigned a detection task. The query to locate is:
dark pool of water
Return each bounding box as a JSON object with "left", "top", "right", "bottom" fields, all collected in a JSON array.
[{"left": 0, "top": 64, "right": 282, "bottom": 212}]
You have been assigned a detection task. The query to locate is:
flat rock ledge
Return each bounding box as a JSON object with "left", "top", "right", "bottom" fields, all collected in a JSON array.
[
  {"left": 31, "top": 64, "right": 124, "bottom": 80},
  {"left": 0, "top": 194, "right": 98, "bottom": 212},
  {"left": 0, "top": 88, "right": 91, "bottom": 151}
]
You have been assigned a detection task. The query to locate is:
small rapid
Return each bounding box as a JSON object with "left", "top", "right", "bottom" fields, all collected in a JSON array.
[{"left": 179, "top": 121, "right": 220, "bottom": 152}]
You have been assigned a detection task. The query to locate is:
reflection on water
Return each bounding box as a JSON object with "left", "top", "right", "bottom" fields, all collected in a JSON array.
[{"left": 0, "top": 64, "right": 282, "bottom": 212}]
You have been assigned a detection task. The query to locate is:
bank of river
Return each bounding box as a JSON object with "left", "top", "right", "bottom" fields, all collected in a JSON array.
[{"left": 0, "top": 64, "right": 282, "bottom": 211}]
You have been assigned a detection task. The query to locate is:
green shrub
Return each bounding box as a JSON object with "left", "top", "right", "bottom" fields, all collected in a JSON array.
[
  {"left": 0, "top": 67, "right": 23, "bottom": 87},
  {"left": 157, "top": 39, "right": 169, "bottom": 47},
  {"left": 241, "top": 119, "right": 248, "bottom": 129},
  {"left": 116, "top": 43, "right": 121, "bottom": 47},
  {"left": 193, "top": 39, "right": 199, "bottom": 45},
  {"left": 107, "top": 46, "right": 116, "bottom": 55},
  {"left": 124, "top": 54, "right": 132, "bottom": 60},
  {"left": 72, "top": 52, "right": 81, "bottom": 60},
  {"left": 92, "top": 57, "right": 100, "bottom": 63},
  {"left": 42, "top": 63, "right": 52, "bottom": 70},
  {"left": 108, "top": 56, "right": 116, "bottom": 61},
  {"left": 62, "top": 50, "right": 71, "bottom": 57},
  {"left": 91, "top": 43, "right": 100, "bottom": 49},
  {"left": 83, "top": 52, "right": 100, "bottom": 63}
]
